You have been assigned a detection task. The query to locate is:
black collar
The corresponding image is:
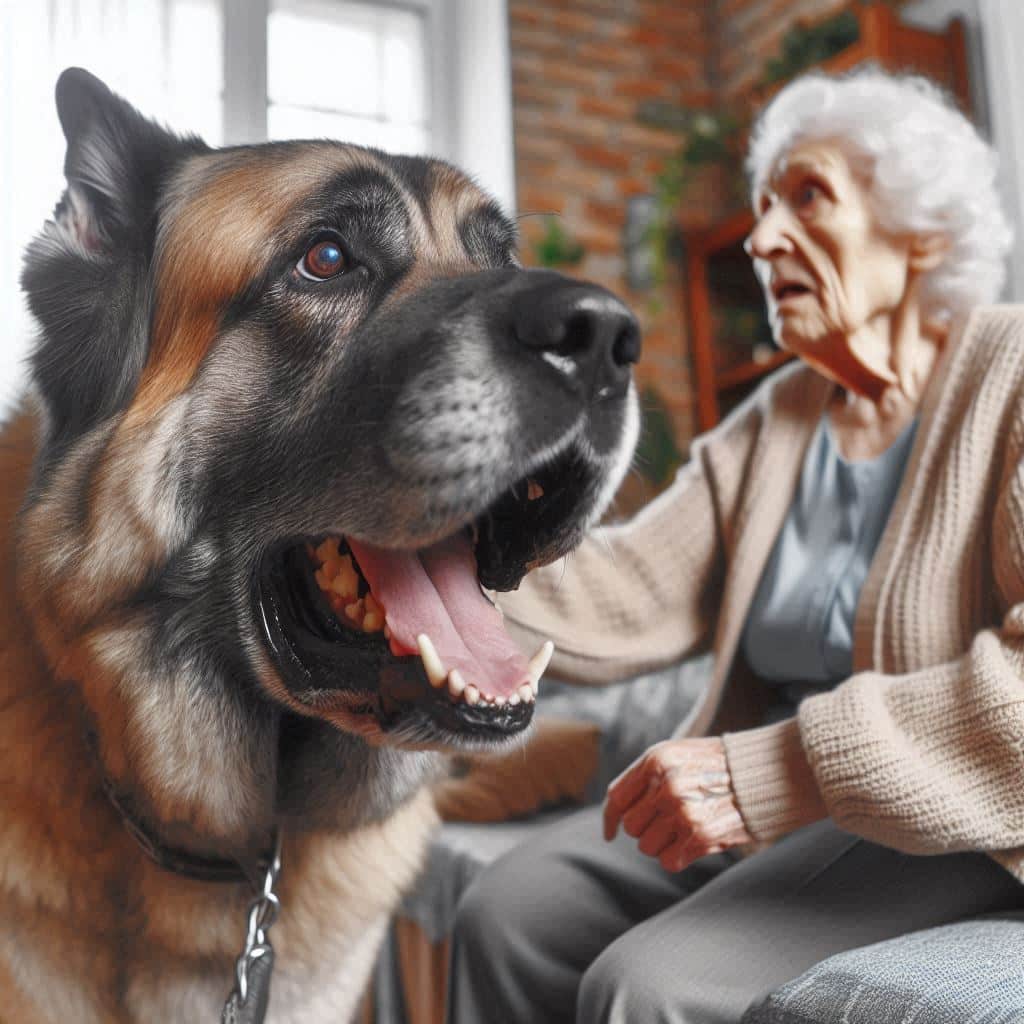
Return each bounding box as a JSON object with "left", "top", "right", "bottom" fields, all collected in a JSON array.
[{"left": 102, "top": 777, "right": 259, "bottom": 886}]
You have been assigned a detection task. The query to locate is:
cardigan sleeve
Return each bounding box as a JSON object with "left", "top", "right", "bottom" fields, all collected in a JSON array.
[
  {"left": 724, "top": 418, "right": 1024, "bottom": 864},
  {"left": 497, "top": 395, "right": 764, "bottom": 686}
]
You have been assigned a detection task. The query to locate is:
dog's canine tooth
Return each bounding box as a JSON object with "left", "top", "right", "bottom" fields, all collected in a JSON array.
[
  {"left": 416, "top": 634, "right": 446, "bottom": 688},
  {"left": 517, "top": 683, "right": 535, "bottom": 704},
  {"left": 527, "top": 640, "right": 555, "bottom": 693},
  {"left": 464, "top": 684, "right": 480, "bottom": 706},
  {"left": 447, "top": 669, "right": 466, "bottom": 698}
]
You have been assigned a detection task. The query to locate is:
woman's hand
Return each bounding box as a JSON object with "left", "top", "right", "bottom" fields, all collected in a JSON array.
[{"left": 603, "top": 737, "right": 753, "bottom": 872}]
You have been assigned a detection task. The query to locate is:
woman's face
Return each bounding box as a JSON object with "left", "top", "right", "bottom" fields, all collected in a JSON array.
[{"left": 746, "top": 140, "right": 912, "bottom": 359}]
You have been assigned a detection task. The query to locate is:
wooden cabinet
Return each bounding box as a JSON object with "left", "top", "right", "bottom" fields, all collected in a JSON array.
[{"left": 684, "top": 3, "right": 969, "bottom": 432}]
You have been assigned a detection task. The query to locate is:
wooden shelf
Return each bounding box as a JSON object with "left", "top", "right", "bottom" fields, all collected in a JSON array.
[{"left": 682, "top": 2, "right": 970, "bottom": 432}]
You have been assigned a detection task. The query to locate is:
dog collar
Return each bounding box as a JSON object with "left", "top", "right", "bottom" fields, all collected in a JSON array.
[{"left": 102, "top": 777, "right": 258, "bottom": 885}]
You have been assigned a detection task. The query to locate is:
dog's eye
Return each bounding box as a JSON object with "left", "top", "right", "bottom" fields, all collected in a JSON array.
[{"left": 298, "top": 236, "right": 348, "bottom": 280}]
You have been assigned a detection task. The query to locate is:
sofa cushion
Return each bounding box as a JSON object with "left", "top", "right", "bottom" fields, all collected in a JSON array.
[{"left": 742, "top": 913, "right": 1024, "bottom": 1024}]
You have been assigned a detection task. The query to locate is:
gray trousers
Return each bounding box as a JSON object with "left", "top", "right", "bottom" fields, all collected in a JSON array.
[{"left": 446, "top": 805, "right": 1024, "bottom": 1024}]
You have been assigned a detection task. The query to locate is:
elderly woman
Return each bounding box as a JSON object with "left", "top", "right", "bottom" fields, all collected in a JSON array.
[{"left": 446, "top": 68, "right": 1024, "bottom": 1024}]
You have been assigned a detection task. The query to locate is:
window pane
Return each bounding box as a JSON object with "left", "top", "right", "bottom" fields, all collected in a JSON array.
[
  {"left": 269, "top": 1, "right": 382, "bottom": 118},
  {"left": 168, "top": 0, "right": 225, "bottom": 144},
  {"left": 268, "top": 103, "right": 427, "bottom": 155},
  {"left": 268, "top": 0, "right": 429, "bottom": 150},
  {"left": 381, "top": 10, "right": 427, "bottom": 126}
]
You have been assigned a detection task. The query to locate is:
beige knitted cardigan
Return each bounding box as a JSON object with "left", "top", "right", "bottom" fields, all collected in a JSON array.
[{"left": 499, "top": 305, "right": 1024, "bottom": 881}]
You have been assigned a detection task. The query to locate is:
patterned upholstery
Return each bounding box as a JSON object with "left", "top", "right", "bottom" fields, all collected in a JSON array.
[{"left": 743, "top": 914, "right": 1024, "bottom": 1024}]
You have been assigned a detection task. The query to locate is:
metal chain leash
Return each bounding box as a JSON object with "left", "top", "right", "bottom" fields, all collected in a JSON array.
[{"left": 221, "top": 830, "right": 283, "bottom": 1024}]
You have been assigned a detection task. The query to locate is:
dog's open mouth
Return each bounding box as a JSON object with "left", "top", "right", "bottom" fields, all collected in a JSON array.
[{"left": 254, "top": 449, "right": 594, "bottom": 742}]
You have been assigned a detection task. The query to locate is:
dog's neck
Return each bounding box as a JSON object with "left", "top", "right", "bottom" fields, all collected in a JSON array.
[{"left": 2, "top": 402, "right": 443, "bottom": 878}]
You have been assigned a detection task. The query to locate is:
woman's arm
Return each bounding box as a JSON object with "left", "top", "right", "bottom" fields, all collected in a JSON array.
[{"left": 498, "top": 397, "right": 764, "bottom": 686}]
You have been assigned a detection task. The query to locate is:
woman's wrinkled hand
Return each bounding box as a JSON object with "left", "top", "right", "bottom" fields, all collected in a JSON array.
[{"left": 603, "top": 737, "right": 753, "bottom": 872}]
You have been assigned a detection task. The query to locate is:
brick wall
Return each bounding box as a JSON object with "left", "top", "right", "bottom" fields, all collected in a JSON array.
[
  {"left": 509, "top": 0, "right": 715, "bottom": 510},
  {"left": 508, "top": 0, "right": 850, "bottom": 508}
]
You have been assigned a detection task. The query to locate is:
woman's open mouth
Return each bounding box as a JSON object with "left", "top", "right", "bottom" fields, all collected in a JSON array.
[
  {"left": 252, "top": 448, "right": 595, "bottom": 743},
  {"left": 772, "top": 279, "right": 814, "bottom": 305}
]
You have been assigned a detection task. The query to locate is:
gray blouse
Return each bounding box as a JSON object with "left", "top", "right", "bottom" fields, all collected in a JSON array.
[{"left": 741, "top": 412, "right": 917, "bottom": 700}]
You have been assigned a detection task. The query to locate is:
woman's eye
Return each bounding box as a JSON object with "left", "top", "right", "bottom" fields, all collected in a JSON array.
[
  {"left": 298, "top": 237, "right": 348, "bottom": 280},
  {"left": 795, "top": 182, "right": 824, "bottom": 209}
]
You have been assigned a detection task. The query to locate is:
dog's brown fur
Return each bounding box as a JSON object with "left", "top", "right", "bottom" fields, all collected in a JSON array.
[{"left": 2, "top": 403, "right": 442, "bottom": 1024}]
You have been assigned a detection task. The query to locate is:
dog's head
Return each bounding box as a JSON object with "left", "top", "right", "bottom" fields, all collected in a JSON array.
[{"left": 15, "top": 69, "right": 639, "bottom": 847}]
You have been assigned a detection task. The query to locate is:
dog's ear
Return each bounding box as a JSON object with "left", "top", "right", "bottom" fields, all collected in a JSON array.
[
  {"left": 53, "top": 67, "right": 203, "bottom": 252},
  {"left": 21, "top": 70, "right": 208, "bottom": 450}
]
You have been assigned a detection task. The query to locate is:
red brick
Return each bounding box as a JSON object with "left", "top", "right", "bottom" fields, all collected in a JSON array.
[
  {"left": 517, "top": 186, "right": 569, "bottom": 215},
  {"left": 508, "top": 5, "right": 548, "bottom": 30},
  {"left": 510, "top": 26, "right": 570, "bottom": 60},
  {"left": 650, "top": 54, "right": 704, "bottom": 83},
  {"left": 576, "top": 40, "right": 644, "bottom": 71},
  {"left": 515, "top": 133, "right": 569, "bottom": 163},
  {"left": 550, "top": 164, "right": 616, "bottom": 198},
  {"left": 577, "top": 93, "right": 636, "bottom": 120},
  {"left": 513, "top": 80, "right": 566, "bottom": 111},
  {"left": 618, "top": 122, "right": 685, "bottom": 155},
  {"left": 639, "top": 0, "right": 708, "bottom": 21},
  {"left": 573, "top": 222, "right": 623, "bottom": 255},
  {"left": 583, "top": 197, "right": 627, "bottom": 230},
  {"left": 613, "top": 78, "right": 674, "bottom": 101},
  {"left": 573, "top": 142, "right": 633, "bottom": 174},
  {"left": 547, "top": 9, "right": 605, "bottom": 36},
  {"left": 626, "top": 26, "right": 671, "bottom": 49},
  {"left": 559, "top": 116, "right": 617, "bottom": 145},
  {"left": 617, "top": 175, "right": 654, "bottom": 198}
]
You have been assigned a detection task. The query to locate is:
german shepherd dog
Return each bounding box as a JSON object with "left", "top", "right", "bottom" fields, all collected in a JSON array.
[{"left": 0, "top": 69, "right": 639, "bottom": 1021}]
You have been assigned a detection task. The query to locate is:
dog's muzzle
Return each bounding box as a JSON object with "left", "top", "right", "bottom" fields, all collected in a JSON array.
[
  {"left": 510, "top": 274, "right": 640, "bottom": 404},
  {"left": 250, "top": 267, "right": 641, "bottom": 749}
]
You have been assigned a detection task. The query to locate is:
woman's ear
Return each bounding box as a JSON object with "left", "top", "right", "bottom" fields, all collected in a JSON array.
[{"left": 909, "top": 232, "right": 951, "bottom": 272}]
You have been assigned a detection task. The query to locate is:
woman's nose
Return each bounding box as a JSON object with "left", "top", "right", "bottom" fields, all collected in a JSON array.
[{"left": 745, "top": 204, "right": 793, "bottom": 261}]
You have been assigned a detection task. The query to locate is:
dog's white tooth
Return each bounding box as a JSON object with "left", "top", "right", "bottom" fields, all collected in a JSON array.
[
  {"left": 493, "top": 694, "right": 507, "bottom": 707},
  {"left": 416, "top": 634, "right": 447, "bottom": 688},
  {"left": 527, "top": 640, "right": 555, "bottom": 692},
  {"left": 518, "top": 683, "right": 535, "bottom": 703},
  {"left": 464, "top": 684, "right": 480, "bottom": 706},
  {"left": 447, "top": 669, "right": 466, "bottom": 698},
  {"left": 509, "top": 692, "right": 521, "bottom": 706}
]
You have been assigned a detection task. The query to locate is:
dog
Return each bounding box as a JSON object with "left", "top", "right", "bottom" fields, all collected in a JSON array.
[{"left": 0, "top": 68, "right": 640, "bottom": 1022}]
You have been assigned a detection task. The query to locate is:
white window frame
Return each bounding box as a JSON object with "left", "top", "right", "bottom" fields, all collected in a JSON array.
[{"left": 221, "top": 0, "right": 515, "bottom": 212}]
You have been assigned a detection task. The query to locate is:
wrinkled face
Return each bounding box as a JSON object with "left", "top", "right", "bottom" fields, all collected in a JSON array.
[
  {"left": 16, "top": 71, "right": 639, "bottom": 845},
  {"left": 746, "top": 141, "right": 911, "bottom": 356}
]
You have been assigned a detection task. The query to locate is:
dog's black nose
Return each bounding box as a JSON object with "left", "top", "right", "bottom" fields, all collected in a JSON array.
[{"left": 513, "top": 279, "right": 641, "bottom": 400}]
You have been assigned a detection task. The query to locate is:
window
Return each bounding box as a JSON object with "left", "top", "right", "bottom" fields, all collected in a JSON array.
[
  {"left": 0, "top": 0, "right": 512, "bottom": 413},
  {"left": 0, "top": 0, "right": 224, "bottom": 411},
  {"left": 268, "top": 0, "right": 430, "bottom": 153}
]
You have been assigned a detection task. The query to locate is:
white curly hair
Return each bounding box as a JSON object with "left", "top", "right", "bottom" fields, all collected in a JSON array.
[{"left": 746, "top": 67, "right": 1012, "bottom": 322}]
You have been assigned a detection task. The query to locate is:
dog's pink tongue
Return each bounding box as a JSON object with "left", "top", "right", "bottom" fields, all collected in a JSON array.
[{"left": 347, "top": 534, "right": 530, "bottom": 699}]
